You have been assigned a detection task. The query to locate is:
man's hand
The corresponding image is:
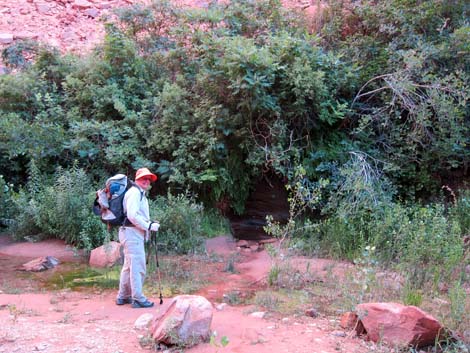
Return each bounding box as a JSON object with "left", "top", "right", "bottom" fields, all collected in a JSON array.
[{"left": 150, "top": 222, "right": 160, "bottom": 232}]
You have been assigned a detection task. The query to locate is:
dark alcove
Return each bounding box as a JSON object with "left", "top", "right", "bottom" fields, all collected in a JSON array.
[{"left": 227, "top": 175, "right": 289, "bottom": 241}]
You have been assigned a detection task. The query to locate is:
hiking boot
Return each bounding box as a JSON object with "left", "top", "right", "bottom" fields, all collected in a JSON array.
[
  {"left": 116, "top": 297, "right": 132, "bottom": 305},
  {"left": 132, "top": 299, "right": 154, "bottom": 308}
]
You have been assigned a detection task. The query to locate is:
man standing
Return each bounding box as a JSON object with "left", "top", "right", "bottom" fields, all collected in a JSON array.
[{"left": 116, "top": 167, "right": 160, "bottom": 308}]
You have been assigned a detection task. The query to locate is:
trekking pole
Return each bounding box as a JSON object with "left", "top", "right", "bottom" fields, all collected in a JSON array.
[
  {"left": 145, "top": 231, "right": 152, "bottom": 265},
  {"left": 152, "top": 231, "right": 164, "bottom": 305}
]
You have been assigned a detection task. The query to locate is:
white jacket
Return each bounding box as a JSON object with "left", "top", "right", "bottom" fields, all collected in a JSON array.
[{"left": 123, "top": 185, "right": 151, "bottom": 234}]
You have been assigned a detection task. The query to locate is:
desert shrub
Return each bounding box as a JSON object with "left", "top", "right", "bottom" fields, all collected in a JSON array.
[
  {"left": 448, "top": 281, "right": 469, "bottom": 332},
  {"left": 395, "top": 205, "right": 463, "bottom": 289},
  {"left": 253, "top": 290, "right": 283, "bottom": 311},
  {"left": 302, "top": 151, "right": 394, "bottom": 259},
  {"left": 9, "top": 162, "right": 107, "bottom": 250},
  {"left": 317, "top": 201, "right": 464, "bottom": 288},
  {"left": 450, "top": 190, "right": 470, "bottom": 236},
  {"left": 151, "top": 193, "right": 205, "bottom": 254},
  {"left": 200, "top": 208, "right": 230, "bottom": 238}
]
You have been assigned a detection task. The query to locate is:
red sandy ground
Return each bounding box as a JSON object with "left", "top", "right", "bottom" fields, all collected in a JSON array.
[{"left": 0, "top": 234, "right": 377, "bottom": 353}]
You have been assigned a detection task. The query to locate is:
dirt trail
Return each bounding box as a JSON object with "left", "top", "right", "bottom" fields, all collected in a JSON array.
[{"left": 0, "top": 235, "right": 370, "bottom": 353}]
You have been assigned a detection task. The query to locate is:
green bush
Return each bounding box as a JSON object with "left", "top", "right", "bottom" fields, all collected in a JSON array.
[
  {"left": 313, "top": 201, "right": 465, "bottom": 288},
  {"left": 450, "top": 190, "right": 470, "bottom": 235},
  {"left": 395, "top": 205, "right": 463, "bottom": 288},
  {"left": 200, "top": 208, "right": 230, "bottom": 237},
  {"left": 151, "top": 193, "right": 205, "bottom": 254},
  {"left": 0, "top": 175, "right": 15, "bottom": 228},
  {"left": 9, "top": 163, "right": 107, "bottom": 250}
]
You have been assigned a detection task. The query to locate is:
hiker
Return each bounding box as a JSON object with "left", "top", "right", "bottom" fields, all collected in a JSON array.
[{"left": 116, "top": 167, "right": 160, "bottom": 308}]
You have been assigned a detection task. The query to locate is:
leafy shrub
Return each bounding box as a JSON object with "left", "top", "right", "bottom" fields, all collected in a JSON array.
[
  {"left": 450, "top": 190, "right": 470, "bottom": 235},
  {"left": 200, "top": 208, "right": 230, "bottom": 237},
  {"left": 395, "top": 205, "right": 463, "bottom": 288},
  {"left": 0, "top": 175, "right": 15, "bottom": 228},
  {"left": 317, "top": 201, "right": 464, "bottom": 288},
  {"left": 448, "top": 281, "right": 468, "bottom": 332},
  {"left": 9, "top": 163, "right": 107, "bottom": 250},
  {"left": 151, "top": 193, "right": 205, "bottom": 254}
]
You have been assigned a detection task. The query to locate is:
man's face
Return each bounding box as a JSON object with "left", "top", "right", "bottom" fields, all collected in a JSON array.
[{"left": 136, "top": 176, "right": 152, "bottom": 190}]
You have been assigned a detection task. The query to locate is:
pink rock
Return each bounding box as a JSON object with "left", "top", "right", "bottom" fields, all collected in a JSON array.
[
  {"left": 72, "top": 0, "right": 93, "bottom": 10},
  {"left": 15, "top": 32, "right": 39, "bottom": 40},
  {"left": 89, "top": 241, "right": 123, "bottom": 268},
  {"left": 340, "top": 312, "right": 358, "bottom": 329},
  {"left": 152, "top": 295, "right": 213, "bottom": 347},
  {"left": 356, "top": 302, "right": 444, "bottom": 348},
  {"left": 83, "top": 8, "right": 99, "bottom": 18},
  {"left": 0, "top": 33, "right": 14, "bottom": 44},
  {"left": 36, "top": 3, "right": 52, "bottom": 15}
]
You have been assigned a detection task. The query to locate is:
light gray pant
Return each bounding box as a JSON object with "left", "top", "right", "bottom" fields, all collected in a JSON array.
[{"left": 117, "top": 227, "right": 148, "bottom": 303}]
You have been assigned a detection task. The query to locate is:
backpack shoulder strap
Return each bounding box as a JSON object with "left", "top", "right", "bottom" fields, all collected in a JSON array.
[
  {"left": 128, "top": 180, "right": 144, "bottom": 201},
  {"left": 122, "top": 181, "right": 145, "bottom": 226}
]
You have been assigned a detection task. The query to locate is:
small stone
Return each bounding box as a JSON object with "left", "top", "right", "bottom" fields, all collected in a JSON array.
[
  {"left": 34, "top": 343, "right": 49, "bottom": 351},
  {"left": 216, "top": 303, "right": 227, "bottom": 311},
  {"left": 331, "top": 330, "right": 346, "bottom": 337},
  {"left": 305, "top": 308, "right": 319, "bottom": 318},
  {"left": 134, "top": 313, "right": 153, "bottom": 330},
  {"left": 72, "top": 0, "right": 93, "bottom": 10},
  {"left": 15, "top": 32, "right": 39, "bottom": 40},
  {"left": 250, "top": 311, "right": 266, "bottom": 319},
  {"left": 0, "top": 33, "right": 14, "bottom": 44},
  {"left": 83, "top": 8, "right": 99, "bottom": 18},
  {"left": 36, "top": 3, "right": 52, "bottom": 15}
]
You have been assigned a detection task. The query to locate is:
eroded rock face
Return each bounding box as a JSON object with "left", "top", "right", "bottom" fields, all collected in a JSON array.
[
  {"left": 0, "top": 0, "right": 329, "bottom": 69},
  {"left": 0, "top": 0, "right": 146, "bottom": 58},
  {"left": 151, "top": 295, "right": 213, "bottom": 347},
  {"left": 356, "top": 302, "right": 444, "bottom": 348}
]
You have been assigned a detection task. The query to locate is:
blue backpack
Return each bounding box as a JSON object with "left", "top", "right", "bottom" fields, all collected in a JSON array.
[{"left": 92, "top": 174, "right": 142, "bottom": 227}]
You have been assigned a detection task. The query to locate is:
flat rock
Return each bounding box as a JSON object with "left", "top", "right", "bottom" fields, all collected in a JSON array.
[{"left": 356, "top": 302, "right": 444, "bottom": 348}]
